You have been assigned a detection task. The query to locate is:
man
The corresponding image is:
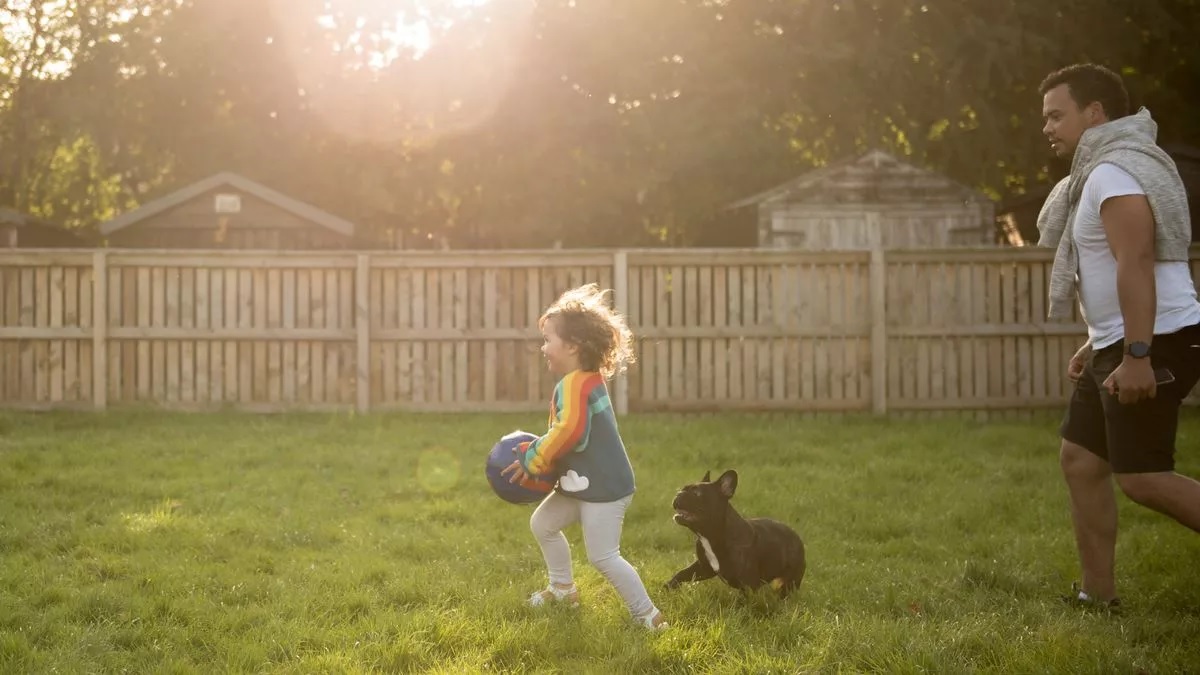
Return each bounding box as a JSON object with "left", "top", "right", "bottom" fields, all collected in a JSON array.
[{"left": 1036, "top": 63, "right": 1200, "bottom": 608}]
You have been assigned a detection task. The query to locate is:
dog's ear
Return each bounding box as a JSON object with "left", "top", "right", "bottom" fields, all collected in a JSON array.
[
  {"left": 717, "top": 470, "right": 738, "bottom": 498},
  {"left": 702, "top": 470, "right": 711, "bottom": 483}
]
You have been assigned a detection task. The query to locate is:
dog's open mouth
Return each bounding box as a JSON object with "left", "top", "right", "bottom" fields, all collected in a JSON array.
[{"left": 673, "top": 509, "right": 696, "bottom": 524}]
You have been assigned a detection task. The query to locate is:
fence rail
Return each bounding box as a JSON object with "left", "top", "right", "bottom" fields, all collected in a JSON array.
[{"left": 2, "top": 246, "right": 1199, "bottom": 415}]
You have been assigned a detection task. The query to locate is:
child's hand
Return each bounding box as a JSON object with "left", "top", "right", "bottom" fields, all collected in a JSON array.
[
  {"left": 500, "top": 459, "right": 530, "bottom": 484},
  {"left": 501, "top": 440, "right": 536, "bottom": 483}
]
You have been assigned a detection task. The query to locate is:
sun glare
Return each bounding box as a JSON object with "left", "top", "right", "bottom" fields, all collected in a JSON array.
[
  {"left": 291, "top": 0, "right": 528, "bottom": 145},
  {"left": 316, "top": 0, "right": 492, "bottom": 67},
  {"left": 2, "top": 1, "right": 497, "bottom": 81}
]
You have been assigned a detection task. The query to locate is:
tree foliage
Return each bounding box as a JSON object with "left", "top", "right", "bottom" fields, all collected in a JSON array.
[{"left": 1, "top": 0, "right": 1197, "bottom": 245}]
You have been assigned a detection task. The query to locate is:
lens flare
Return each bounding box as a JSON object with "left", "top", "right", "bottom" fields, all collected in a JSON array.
[{"left": 415, "top": 446, "right": 460, "bottom": 494}]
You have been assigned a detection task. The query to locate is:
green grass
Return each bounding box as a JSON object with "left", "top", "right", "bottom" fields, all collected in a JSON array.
[{"left": 1, "top": 410, "right": 1199, "bottom": 673}]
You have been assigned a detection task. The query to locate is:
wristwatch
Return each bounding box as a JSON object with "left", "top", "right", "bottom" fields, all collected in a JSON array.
[{"left": 1126, "top": 341, "right": 1152, "bottom": 359}]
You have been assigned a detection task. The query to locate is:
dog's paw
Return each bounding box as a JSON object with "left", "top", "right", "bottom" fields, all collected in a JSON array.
[{"left": 558, "top": 470, "right": 590, "bottom": 492}]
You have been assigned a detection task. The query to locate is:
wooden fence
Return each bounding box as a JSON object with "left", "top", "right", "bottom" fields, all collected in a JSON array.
[{"left": 2, "top": 247, "right": 1199, "bottom": 415}]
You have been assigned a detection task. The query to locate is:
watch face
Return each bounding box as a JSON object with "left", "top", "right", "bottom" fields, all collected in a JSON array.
[{"left": 1129, "top": 342, "right": 1151, "bottom": 358}]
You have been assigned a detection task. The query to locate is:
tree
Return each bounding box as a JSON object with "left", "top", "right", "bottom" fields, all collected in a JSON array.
[{"left": 1, "top": 0, "right": 1196, "bottom": 245}]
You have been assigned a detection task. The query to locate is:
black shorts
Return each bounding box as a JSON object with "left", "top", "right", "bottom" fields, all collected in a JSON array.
[{"left": 1060, "top": 321, "right": 1200, "bottom": 473}]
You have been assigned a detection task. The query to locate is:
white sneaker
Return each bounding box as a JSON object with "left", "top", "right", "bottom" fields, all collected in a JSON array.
[{"left": 528, "top": 583, "right": 580, "bottom": 608}]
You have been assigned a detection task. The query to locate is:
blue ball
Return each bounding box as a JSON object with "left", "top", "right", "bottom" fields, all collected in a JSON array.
[{"left": 486, "top": 430, "right": 555, "bottom": 504}]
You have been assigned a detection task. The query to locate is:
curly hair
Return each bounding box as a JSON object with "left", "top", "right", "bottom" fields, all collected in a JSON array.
[
  {"left": 1039, "top": 63, "right": 1130, "bottom": 120},
  {"left": 538, "top": 283, "right": 636, "bottom": 379}
]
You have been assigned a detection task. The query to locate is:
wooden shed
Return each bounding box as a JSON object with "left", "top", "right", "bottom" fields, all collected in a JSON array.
[
  {"left": 729, "top": 149, "right": 996, "bottom": 250},
  {"left": 0, "top": 208, "right": 93, "bottom": 248},
  {"left": 100, "top": 172, "right": 357, "bottom": 250}
]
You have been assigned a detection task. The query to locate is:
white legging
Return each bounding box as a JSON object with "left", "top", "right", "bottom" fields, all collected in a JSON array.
[{"left": 529, "top": 490, "right": 656, "bottom": 619}]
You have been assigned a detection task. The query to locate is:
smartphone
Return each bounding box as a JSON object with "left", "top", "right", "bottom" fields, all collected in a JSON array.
[{"left": 1111, "top": 367, "right": 1174, "bottom": 393}]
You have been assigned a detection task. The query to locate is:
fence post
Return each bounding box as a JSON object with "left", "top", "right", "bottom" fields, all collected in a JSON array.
[
  {"left": 356, "top": 254, "right": 371, "bottom": 414},
  {"left": 612, "top": 249, "right": 629, "bottom": 415},
  {"left": 92, "top": 251, "right": 108, "bottom": 411},
  {"left": 870, "top": 244, "right": 887, "bottom": 415}
]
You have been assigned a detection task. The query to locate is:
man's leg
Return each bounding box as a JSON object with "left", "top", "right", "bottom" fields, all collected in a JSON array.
[
  {"left": 1113, "top": 472, "right": 1200, "bottom": 532},
  {"left": 1060, "top": 439, "right": 1119, "bottom": 602},
  {"left": 1059, "top": 357, "right": 1119, "bottom": 602},
  {"left": 1104, "top": 324, "right": 1200, "bottom": 535}
]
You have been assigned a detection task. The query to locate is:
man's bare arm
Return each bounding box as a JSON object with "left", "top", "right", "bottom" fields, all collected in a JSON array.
[{"left": 1100, "top": 194, "right": 1157, "bottom": 347}]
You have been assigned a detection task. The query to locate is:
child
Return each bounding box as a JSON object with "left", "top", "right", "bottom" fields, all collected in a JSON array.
[{"left": 501, "top": 283, "right": 668, "bottom": 631}]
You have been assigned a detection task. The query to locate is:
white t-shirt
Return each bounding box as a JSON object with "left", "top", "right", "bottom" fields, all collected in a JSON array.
[{"left": 1072, "top": 163, "right": 1200, "bottom": 349}]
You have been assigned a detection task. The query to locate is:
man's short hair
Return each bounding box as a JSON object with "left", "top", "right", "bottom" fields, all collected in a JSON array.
[{"left": 1039, "top": 63, "right": 1131, "bottom": 119}]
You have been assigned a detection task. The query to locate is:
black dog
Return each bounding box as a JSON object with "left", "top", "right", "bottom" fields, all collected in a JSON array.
[{"left": 665, "top": 470, "right": 806, "bottom": 598}]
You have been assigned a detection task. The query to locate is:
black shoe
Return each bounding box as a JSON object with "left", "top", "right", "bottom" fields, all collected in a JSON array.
[{"left": 1061, "top": 582, "right": 1121, "bottom": 612}]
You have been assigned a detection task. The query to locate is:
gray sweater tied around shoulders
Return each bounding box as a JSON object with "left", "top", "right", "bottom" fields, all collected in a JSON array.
[{"left": 1035, "top": 107, "right": 1192, "bottom": 321}]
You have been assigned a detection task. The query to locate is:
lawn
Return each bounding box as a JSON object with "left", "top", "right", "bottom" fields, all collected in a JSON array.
[{"left": 1, "top": 410, "right": 1199, "bottom": 673}]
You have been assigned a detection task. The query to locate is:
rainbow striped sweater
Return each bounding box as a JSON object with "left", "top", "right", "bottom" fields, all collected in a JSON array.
[{"left": 518, "top": 370, "right": 635, "bottom": 503}]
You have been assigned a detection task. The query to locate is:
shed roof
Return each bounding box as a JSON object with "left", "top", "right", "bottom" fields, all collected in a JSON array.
[
  {"left": 0, "top": 207, "right": 92, "bottom": 244},
  {"left": 0, "top": 207, "right": 47, "bottom": 226},
  {"left": 728, "top": 149, "right": 989, "bottom": 210},
  {"left": 99, "top": 172, "right": 356, "bottom": 237}
]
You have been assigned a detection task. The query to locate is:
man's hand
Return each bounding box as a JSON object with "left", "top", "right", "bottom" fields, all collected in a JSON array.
[
  {"left": 1103, "top": 358, "right": 1157, "bottom": 404},
  {"left": 1067, "top": 342, "right": 1091, "bottom": 384}
]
